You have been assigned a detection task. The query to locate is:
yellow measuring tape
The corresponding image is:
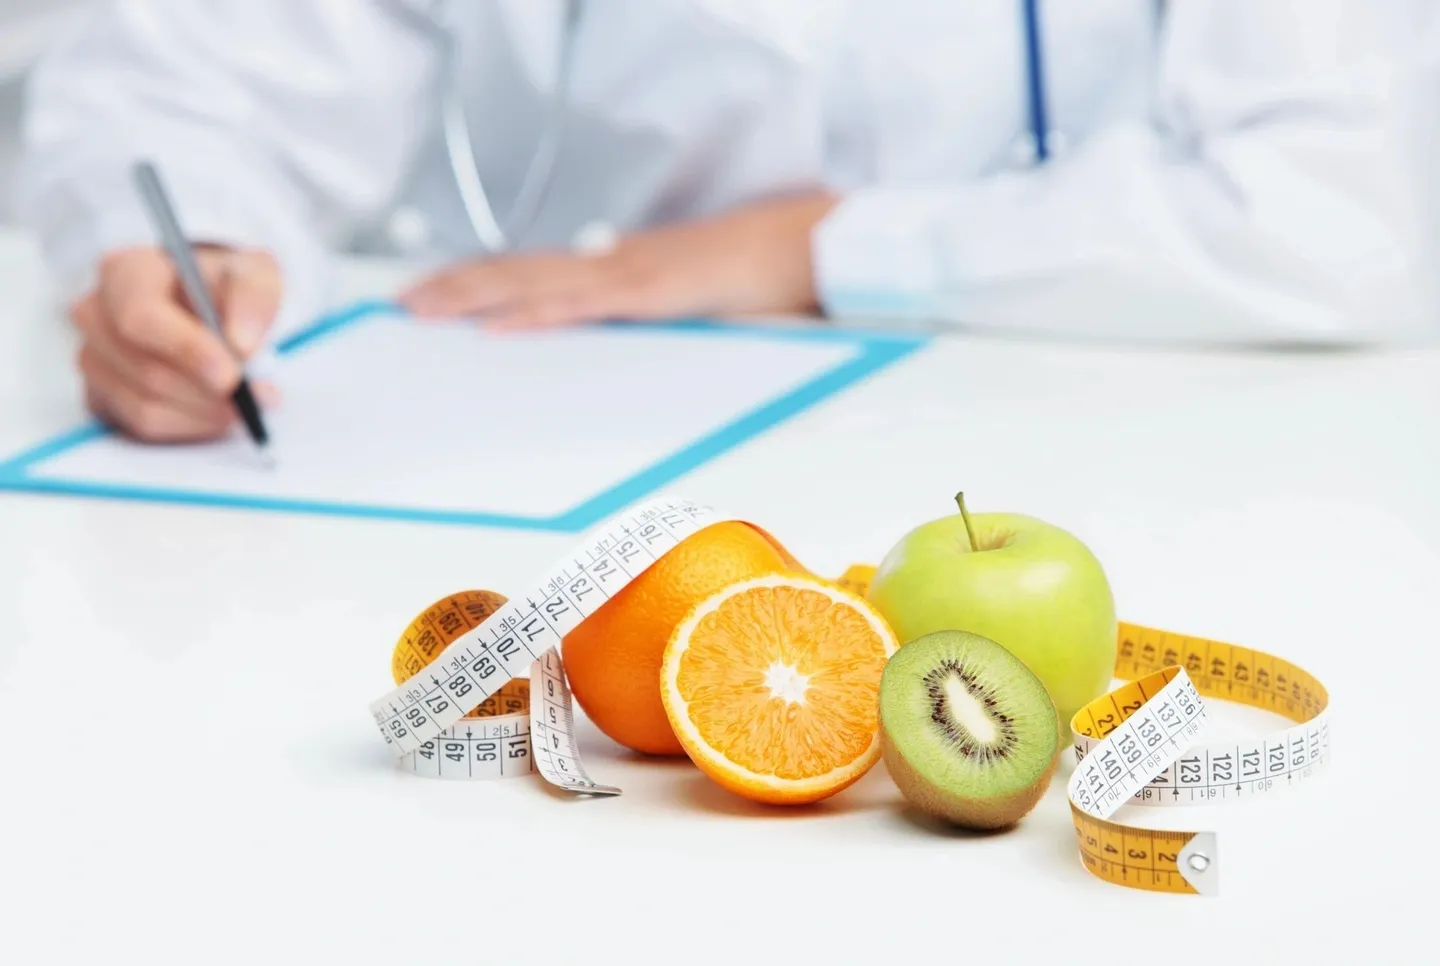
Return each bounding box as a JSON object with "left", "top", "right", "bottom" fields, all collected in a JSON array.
[
  {"left": 839, "top": 564, "right": 1330, "bottom": 897},
  {"left": 1067, "top": 622, "right": 1330, "bottom": 896},
  {"left": 370, "top": 499, "right": 741, "bottom": 793},
  {"left": 372, "top": 500, "right": 1331, "bottom": 895},
  {"left": 388, "top": 590, "right": 539, "bottom": 781}
]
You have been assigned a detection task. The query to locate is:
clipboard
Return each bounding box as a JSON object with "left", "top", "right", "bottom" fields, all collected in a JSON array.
[{"left": 0, "top": 301, "right": 929, "bottom": 532}]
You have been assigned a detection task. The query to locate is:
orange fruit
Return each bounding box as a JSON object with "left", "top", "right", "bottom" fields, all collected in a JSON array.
[
  {"left": 561, "top": 521, "right": 798, "bottom": 755},
  {"left": 659, "top": 573, "right": 900, "bottom": 804}
]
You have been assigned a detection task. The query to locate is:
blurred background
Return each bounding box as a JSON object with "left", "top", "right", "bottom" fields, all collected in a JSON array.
[
  {"left": 4, "top": 0, "right": 1437, "bottom": 349},
  {"left": 0, "top": 0, "right": 97, "bottom": 225}
]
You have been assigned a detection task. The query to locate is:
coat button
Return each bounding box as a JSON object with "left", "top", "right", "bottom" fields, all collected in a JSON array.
[
  {"left": 1009, "top": 131, "right": 1039, "bottom": 166},
  {"left": 571, "top": 219, "right": 617, "bottom": 255},
  {"left": 386, "top": 205, "right": 432, "bottom": 252}
]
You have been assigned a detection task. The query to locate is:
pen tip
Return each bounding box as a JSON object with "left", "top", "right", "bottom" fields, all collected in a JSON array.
[{"left": 257, "top": 444, "right": 277, "bottom": 470}]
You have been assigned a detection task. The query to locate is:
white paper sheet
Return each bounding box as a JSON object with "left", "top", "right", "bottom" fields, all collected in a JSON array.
[{"left": 25, "top": 312, "right": 861, "bottom": 521}]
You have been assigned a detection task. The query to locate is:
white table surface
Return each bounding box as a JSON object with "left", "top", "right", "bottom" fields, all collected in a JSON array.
[{"left": 1, "top": 226, "right": 1436, "bottom": 964}]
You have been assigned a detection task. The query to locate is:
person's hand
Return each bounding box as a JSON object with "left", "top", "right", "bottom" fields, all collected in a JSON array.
[
  {"left": 398, "top": 191, "right": 839, "bottom": 328},
  {"left": 71, "top": 245, "right": 282, "bottom": 442}
]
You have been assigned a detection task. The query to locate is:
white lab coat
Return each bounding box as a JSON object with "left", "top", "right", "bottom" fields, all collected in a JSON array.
[
  {"left": 16, "top": 0, "right": 1440, "bottom": 346},
  {"left": 0, "top": 0, "right": 99, "bottom": 224}
]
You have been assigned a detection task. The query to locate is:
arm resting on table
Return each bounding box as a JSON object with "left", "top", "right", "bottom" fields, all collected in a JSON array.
[{"left": 814, "top": 0, "right": 1440, "bottom": 347}]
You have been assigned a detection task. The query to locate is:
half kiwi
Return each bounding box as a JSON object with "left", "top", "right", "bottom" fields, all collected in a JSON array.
[{"left": 879, "top": 629, "right": 1060, "bottom": 830}]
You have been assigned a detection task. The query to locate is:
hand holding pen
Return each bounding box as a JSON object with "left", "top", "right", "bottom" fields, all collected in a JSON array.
[{"left": 66, "top": 164, "right": 283, "bottom": 447}]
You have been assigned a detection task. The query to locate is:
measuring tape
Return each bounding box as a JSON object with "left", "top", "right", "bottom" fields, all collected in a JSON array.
[
  {"left": 369, "top": 497, "right": 747, "bottom": 794},
  {"left": 826, "top": 564, "right": 1331, "bottom": 897},
  {"left": 370, "top": 496, "right": 1331, "bottom": 896},
  {"left": 1066, "top": 623, "right": 1331, "bottom": 896}
]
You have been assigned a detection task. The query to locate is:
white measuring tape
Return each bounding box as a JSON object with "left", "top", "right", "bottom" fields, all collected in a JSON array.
[
  {"left": 1063, "top": 630, "right": 1332, "bottom": 895},
  {"left": 371, "top": 495, "right": 1332, "bottom": 897},
  {"left": 370, "top": 496, "right": 743, "bottom": 795}
]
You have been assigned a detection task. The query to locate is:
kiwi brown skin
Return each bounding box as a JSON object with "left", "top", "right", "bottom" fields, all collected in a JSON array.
[
  {"left": 878, "top": 628, "right": 1063, "bottom": 830},
  {"left": 880, "top": 726, "right": 1060, "bottom": 830}
]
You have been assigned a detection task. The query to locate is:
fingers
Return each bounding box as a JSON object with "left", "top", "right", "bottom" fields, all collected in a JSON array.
[
  {"left": 484, "top": 251, "right": 680, "bottom": 329},
  {"left": 78, "top": 343, "right": 233, "bottom": 442},
  {"left": 73, "top": 246, "right": 284, "bottom": 443},
  {"left": 483, "top": 272, "right": 666, "bottom": 329},
  {"left": 398, "top": 253, "right": 611, "bottom": 320},
  {"left": 398, "top": 250, "right": 674, "bottom": 328},
  {"left": 72, "top": 292, "right": 227, "bottom": 416},
  {"left": 76, "top": 336, "right": 280, "bottom": 443},
  {"left": 96, "top": 249, "right": 240, "bottom": 395},
  {"left": 207, "top": 249, "right": 283, "bottom": 357}
]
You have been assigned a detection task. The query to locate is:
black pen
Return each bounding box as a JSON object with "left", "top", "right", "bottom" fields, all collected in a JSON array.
[{"left": 131, "top": 160, "right": 274, "bottom": 466}]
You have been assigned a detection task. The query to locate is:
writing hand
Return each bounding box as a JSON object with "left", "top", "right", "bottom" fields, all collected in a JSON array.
[{"left": 73, "top": 246, "right": 282, "bottom": 442}]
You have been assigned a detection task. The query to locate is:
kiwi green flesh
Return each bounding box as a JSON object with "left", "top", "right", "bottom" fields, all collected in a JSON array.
[{"left": 879, "top": 629, "right": 1059, "bottom": 829}]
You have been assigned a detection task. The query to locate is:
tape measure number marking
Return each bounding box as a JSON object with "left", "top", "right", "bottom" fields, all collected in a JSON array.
[
  {"left": 400, "top": 679, "right": 534, "bottom": 780},
  {"left": 531, "top": 648, "right": 608, "bottom": 791},
  {"left": 370, "top": 500, "right": 1334, "bottom": 898},
  {"left": 1066, "top": 623, "right": 1332, "bottom": 895},
  {"left": 371, "top": 498, "right": 739, "bottom": 795}
]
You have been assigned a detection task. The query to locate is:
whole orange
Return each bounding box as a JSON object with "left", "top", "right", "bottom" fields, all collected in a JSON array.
[{"left": 561, "top": 521, "right": 796, "bottom": 755}]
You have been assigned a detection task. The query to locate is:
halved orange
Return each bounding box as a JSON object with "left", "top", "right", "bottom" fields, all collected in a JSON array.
[{"left": 659, "top": 573, "right": 900, "bottom": 805}]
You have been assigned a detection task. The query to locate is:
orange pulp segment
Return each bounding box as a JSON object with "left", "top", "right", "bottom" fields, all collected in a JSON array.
[{"left": 660, "top": 573, "right": 900, "bottom": 804}]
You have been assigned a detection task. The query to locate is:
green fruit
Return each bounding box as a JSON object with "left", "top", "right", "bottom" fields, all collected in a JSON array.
[
  {"left": 866, "top": 493, "right": 1117, "bottom": 739},
  {"left": 879, "top": 629, "right": 1060, "bottom": 829}
]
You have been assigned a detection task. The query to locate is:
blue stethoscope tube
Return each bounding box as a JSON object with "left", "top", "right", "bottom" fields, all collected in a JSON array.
[{"left": 1022, "top": 0, "right": 1051, "bottom": 163}]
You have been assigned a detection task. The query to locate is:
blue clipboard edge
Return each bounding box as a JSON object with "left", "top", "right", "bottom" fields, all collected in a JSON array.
[{"left": 0, "top": 300, "right": 930, "bottom": 532}]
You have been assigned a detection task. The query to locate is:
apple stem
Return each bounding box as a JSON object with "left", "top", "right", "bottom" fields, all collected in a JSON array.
[{"left": 955, "top": 491, "right": 978, "bottom": 553}]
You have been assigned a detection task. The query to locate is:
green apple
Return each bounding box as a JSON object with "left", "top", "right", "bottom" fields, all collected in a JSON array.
[{"left": 866, "top": 492, "right": 1117, "bottom": 739}]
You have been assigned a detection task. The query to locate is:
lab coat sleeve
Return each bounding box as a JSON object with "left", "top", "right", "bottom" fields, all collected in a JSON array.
[
  {"left": 15, "top": 0, "right": 437, "bottom": 329},
  {"left": 812, "top": 0, "right": 1440, "bottom": 346}
]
